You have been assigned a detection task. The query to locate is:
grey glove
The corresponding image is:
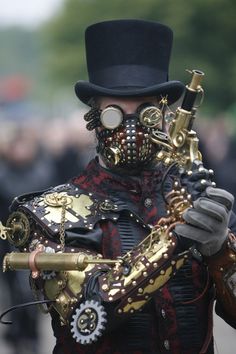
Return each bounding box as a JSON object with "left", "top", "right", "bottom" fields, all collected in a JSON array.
[{"left": 175, "top": 186, "right": 234, "bottom": 256}]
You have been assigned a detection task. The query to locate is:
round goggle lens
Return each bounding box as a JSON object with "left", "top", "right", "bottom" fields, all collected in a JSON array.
[{"left": 100, "top": 106, "right": 123, "bottom": 130}]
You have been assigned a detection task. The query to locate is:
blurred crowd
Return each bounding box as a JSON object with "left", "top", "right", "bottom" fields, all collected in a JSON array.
[
  {"left": 0, "top": 108, "right": 96, "bottom": 354},
  {"left": 0, "top": 109, "right": 235, "bottom": 354}
]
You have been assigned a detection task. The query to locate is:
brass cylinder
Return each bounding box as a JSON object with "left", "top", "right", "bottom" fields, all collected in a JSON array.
[
  {"left": 4, "top": 252, "right": 90, "bottom": 272},
  {"left": 188, "top": 70, "right": 204, "bottom": 91},
  {"left": 3, "top": 252, "right": 119, "bottom": 272}
]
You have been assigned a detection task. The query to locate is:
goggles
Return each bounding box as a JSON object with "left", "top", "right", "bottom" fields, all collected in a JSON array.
[{"left": 100, "top": 104, "right": 163, "bottom": 130}]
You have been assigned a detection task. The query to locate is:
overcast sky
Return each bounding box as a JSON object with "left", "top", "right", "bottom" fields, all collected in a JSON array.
[{"left": 0, "top": 0, "right": 64, "bottom": 27}]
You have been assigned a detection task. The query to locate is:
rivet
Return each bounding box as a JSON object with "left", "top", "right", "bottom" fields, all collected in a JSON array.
[{"left": 102, "top": 284, "right": 109, "bottom": 291}]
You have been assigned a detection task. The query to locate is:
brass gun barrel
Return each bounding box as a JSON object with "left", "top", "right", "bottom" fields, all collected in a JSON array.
[
  {"left": 181, "top": 70, "right": 204, "bottom": 112},
  {"left": 3, "top": 252, "right": 119, "bottom": 273}
]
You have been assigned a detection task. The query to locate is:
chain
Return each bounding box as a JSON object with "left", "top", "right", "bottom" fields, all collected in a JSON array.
[{"left": 59, "top": 197, "right": 67, "bottom": 252}]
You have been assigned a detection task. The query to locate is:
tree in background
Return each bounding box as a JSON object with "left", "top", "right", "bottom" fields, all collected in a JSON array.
[{"left": 41, "top": 0, "right": 236, "bottom": 114}]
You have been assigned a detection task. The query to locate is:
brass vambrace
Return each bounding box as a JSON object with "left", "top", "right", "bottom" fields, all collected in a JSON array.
[{"left": 206, "top": 233, "right": 236, "bottom": 322}]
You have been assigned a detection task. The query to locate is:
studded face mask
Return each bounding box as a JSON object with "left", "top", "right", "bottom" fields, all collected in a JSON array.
[{"left": 84, "top": 103, "right": 164, "bottom": 171}]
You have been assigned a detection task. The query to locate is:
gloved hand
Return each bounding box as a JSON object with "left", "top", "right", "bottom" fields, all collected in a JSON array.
[
  {"left": 180, "top": 160, "right": 215, "bottom": 201},
  {"left": 175, "top": 186, "right": 234, "bottom": 256}
]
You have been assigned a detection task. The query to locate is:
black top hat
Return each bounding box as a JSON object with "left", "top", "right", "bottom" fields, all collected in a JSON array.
[{"left": 75, "top": 19, "right": 185, "bottom": 105}]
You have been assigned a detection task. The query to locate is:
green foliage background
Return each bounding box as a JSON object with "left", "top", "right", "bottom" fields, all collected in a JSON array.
[
  {"left": 41, "top": 0, "right": 236, "bottom": 114},
  {"left": 0, "top": 0, "right": 235, "bottom": 116}
]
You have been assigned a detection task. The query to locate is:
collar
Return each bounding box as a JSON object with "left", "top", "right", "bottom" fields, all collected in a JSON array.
[{"left": 72, "top": 157, "right": 166, "bottom": 198}]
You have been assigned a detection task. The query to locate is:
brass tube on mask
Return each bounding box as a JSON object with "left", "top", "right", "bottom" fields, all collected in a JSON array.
[{"left": 104, "top": 147, "right": 121, "bottom": 165}]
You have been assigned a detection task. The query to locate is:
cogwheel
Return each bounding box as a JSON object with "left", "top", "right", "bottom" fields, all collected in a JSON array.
[
  {"left": 41, "top": 247, "right": 57, "bottom": 280},
  {"left": 70, "top": 299, "right": 107, "bottom": 344},
  {"left": 6, "top": 211, "right": 30, "bottom": 247}
]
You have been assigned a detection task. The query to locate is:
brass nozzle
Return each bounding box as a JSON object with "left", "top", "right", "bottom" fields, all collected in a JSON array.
[{"left": 188, "top": 69, "right": 204, "bottom": 91}]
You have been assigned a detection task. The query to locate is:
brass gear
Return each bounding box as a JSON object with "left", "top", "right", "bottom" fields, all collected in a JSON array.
[
  {"left": 70, "top": 300, "right": 107, "bottom": 344},
  {"left": 6, "top": 211, "right": 30, "bottom": 247}
]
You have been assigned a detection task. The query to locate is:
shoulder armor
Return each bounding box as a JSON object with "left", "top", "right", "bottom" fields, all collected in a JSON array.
[{"left": 13, "top": 183, "right": 128, "bottom": 236}]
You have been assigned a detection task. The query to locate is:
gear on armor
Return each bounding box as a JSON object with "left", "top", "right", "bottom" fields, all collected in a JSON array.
[
  {"left": 6, "top": 211, "right": 30, "bottom": 247},
  {"left": 70, "top": 300, "right": 107, "bottom": 344}
]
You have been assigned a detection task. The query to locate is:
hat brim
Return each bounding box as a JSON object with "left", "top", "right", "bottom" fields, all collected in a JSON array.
[{"left": 75, "top": 80, "right": 185, "bottom": 106}]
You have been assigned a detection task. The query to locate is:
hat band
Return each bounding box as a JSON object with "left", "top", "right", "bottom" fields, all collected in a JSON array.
[{"left": 89, "top": 65, "right": 168, "bottom": 89}]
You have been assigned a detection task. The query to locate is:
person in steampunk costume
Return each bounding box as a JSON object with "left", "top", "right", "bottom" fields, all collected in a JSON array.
[{"left": 1, "top": 19, "right": 236, "bottom": 354}]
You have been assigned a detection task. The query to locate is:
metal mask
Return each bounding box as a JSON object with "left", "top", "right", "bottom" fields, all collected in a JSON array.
[{"left": 84, "top": 104, "right": 163, "bottom": 170}]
